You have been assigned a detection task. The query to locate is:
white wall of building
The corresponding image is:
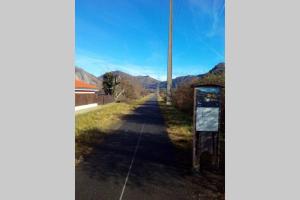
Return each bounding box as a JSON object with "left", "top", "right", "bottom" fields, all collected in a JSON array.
[{"left": 75, "top": 103, "right": 98, "bottom": 111}]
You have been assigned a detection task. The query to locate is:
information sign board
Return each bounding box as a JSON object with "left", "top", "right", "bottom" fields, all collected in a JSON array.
[{"left": 196, "top": 107, "right": 219, "bottom": 131}]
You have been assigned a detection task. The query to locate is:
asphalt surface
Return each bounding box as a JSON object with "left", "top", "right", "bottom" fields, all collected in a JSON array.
[{"left": 76, "top": 95, "right": 218, "bottom": 200}]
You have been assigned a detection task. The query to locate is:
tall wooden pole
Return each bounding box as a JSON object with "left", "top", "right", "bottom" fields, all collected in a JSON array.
[{"left": 166, "top": 0, "right": 173, "bottom": 105}]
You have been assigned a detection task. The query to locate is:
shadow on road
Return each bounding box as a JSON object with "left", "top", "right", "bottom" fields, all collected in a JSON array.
[{"left": 76, "top": 97, "right": 224, "bottom": 199}]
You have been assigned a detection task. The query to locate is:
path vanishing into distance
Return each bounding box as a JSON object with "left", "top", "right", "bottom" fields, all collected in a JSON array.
[{"left": 76, "top": 95, "right": 221, "bottom": 200}]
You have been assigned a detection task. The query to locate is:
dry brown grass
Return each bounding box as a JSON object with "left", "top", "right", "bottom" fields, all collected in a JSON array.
[
  {"left": 158, "top": 96, "right": 193, "bottom": 168},
  {"left": 75, "top": 94, "right": 153, "bottom": 164},
  {"left": 158, "top": 96, "right": 193, "bottom": 148},
  {"left": 158, "top": 96, "right": 225, "bottom": 199}
]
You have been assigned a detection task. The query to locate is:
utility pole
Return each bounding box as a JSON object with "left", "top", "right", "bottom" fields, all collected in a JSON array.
[{"left": 166, "top": 0, "right": 173, "bottom": 105}]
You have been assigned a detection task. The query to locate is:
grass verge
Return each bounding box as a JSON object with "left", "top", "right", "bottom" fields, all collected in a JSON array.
[
  {"left": 158, "top": 96, "right": 225, "bottom": 199},
  {"left": 157, "top": 96, "right": 193, "bottom": 167},
  {"left": 75, "top": 94, "right": 153, "bottom": 165}
]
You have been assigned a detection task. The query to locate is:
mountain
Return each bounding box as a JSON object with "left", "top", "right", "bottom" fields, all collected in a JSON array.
[
  {"left": 98, "top": 71, "right": 147, "bottom": 99},
  {"left": 135, "top": 75, "right": 160, "bottom": 90},
  {"left": 98, "top": 70, "right": 132, "bottom": 81},
  {"left": 207, "top": 62, "right": 225, "bottom": 75},
  {"left": 75, "top": 66, "right": 102, "bottom": 89},
  {"left": 159, "top": 75, "right": 199, "bottom": 89},
  {"left": 75, "top": 62, "right": 224, "bottom": 91},
  {"left": 75, "top": 67, "right": 160, "bottom": 91},
  {"left": 98, "top": 71, "right": 140, "bottom": 88},
  {"left": 98, "top": 71, "right": 160, "bottom": 91},
  {"left": 160, "top": 62, "right": 225, "bottom": 88}
]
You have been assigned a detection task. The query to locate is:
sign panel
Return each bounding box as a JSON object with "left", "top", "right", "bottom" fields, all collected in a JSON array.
[
  {"left": 196, "top": 107, "right": 219, "bottom": 131},
  {"left": 196, "top": 87, "right": 220, "bottom": 107}
]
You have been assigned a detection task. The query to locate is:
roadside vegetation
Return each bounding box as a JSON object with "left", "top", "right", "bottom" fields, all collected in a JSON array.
[
  {"left": 158, "top": 65, "right": 225, "bottom": 199},
  {"left": 158, "top": 94, "right": 193, "bottom": 167},
  {"left": 102, "top": 72, "right": 147, "bottom": 101},
  {"left": 75, "top": 94, "right": 152, "bottom": 165},
  {"left": 171, "top": 70, "right": 225, "bottom": 172}
]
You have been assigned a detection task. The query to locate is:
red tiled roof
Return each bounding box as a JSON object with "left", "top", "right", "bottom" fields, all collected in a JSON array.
[{"left": 75, "top": 79, "right": 97, "bottom": 89}]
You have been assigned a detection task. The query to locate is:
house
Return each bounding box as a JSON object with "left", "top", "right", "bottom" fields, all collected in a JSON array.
[{"left": 75, "top": 79, "right": 98, "bottom": 111}]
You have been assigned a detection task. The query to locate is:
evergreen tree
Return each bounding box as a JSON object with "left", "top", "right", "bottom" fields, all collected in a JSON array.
[{"left": 102, "top": 72, "right": 120, "bottom": 95}]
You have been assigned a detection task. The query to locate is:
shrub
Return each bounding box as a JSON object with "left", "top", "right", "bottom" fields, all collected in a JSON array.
[{"left": 172, "top": 82, "right": 195, "bottom": 115}]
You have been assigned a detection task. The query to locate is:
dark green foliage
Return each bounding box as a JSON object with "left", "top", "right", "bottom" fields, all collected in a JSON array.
[{"left": 102, "top": 72, "right": 120, "bottom": 95}]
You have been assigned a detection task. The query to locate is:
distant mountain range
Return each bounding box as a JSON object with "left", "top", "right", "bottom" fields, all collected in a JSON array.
[
  {"left": 135, "top": 75, "right": 160, "bottom": 90},
  {"left": 159, "top": 62, "right": 225, "bottom": 88},
  {"left": 75, "top": 62, "right": 225, "bottom": 90},
  {"left": 75, "top": 67, "right": 160, "bottom": 91},
  {"left": 98, "top": 70, "right": 159, "bottom": 90}
]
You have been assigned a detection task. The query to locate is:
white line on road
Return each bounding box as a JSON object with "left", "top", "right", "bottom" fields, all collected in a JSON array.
[{"left": 119, "top": 123, "right": 145, "bottom": 200}]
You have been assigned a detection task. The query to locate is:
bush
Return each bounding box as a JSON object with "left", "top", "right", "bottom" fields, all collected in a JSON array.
[
  {"left": 172, "top": 82, "right": 195, "bottom": 115},
  {"left": 172, "top": 73, "right": 225, "bottom": 115},
  {"left": 171, "top": 72, "right": 225, "bottom": 173},
  {"left": 115, "top": 79, "right": 147, "bottom": 102}
]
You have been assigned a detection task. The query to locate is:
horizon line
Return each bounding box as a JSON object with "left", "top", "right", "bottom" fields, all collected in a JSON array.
[{"left": 75, "top": 62, "right": 224, "bottom": 81}]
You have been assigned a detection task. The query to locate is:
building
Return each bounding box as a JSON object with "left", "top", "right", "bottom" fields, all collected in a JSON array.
[{"left": 75, "top": 79, "right": 98, "bottom": 111}]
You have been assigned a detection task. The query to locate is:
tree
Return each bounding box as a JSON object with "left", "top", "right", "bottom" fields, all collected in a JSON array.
[
  {"left": 120, "top": 79, "right": 137, "bottom": 100},
  {"left": 102, "top": 72, "right": 120, "bottom": 95}
]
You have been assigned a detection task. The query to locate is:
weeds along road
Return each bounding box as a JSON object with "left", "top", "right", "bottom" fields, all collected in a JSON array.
[{"left": 76, "top": 95, "right": 210, "bottom": 200}]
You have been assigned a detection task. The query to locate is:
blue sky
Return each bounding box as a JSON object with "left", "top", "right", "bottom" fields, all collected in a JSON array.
[{"left": 75, "top": 0, "right": 224, "bottom": 80}]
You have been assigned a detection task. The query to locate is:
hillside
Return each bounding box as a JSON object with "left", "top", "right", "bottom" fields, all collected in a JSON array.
[
  {"left": 98, "top": 71, "right": 147, "bottom": 100},
  {"left": 207, "top": 62, "right": 225, "bottom": 76},
  {"left": 98, "top": 71, "right": 133, "bottom": 81},
  {"left": 135, "top": 75, "right": 160, "bottom": 90},
  {"left": 159, "top": 75, "right": 198, "bottom": 89},
  {"left": 98, "top": 71, "right": 141, "bottom": 88},
  {"left": 160, "top": 62, "right": 225, "bottom": 88},
  {"left": 75, "top": 67, "right": 102, "bottom": 89},
  {"left": 98, "top": 71, "right": 159, "bottom": 91},
  {"left": 75, "top": 62, "right": 224, "bottom": 91},
  {"left": 169, "top": 62, "right": 225, "bottom": 116}
]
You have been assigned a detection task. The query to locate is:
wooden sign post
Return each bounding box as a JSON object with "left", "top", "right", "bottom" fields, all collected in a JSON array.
[{"left": 192, "top": 83, "right": 223, "bottom": 171}]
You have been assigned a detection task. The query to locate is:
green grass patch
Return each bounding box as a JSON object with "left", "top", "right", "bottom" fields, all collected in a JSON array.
[{"left": 75, "top": 95, "right": 153, "bottom": 164}]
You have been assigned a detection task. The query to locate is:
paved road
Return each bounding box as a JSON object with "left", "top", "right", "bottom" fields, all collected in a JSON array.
[{"left": 76, "top": 95, "right": 220, "bottom": 200}]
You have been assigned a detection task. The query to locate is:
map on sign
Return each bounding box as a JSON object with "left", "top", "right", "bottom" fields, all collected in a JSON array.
[
  {"left": 196, "top": 107, "right": 219, "bottom": 131},
  {"left": 196, "top": 87, "right": 220, "bottom": 107}
]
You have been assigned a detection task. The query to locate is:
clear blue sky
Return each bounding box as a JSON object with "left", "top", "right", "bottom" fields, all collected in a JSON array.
[{"left": 75, "top": 0, "right": 224, "bottom": 80}]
